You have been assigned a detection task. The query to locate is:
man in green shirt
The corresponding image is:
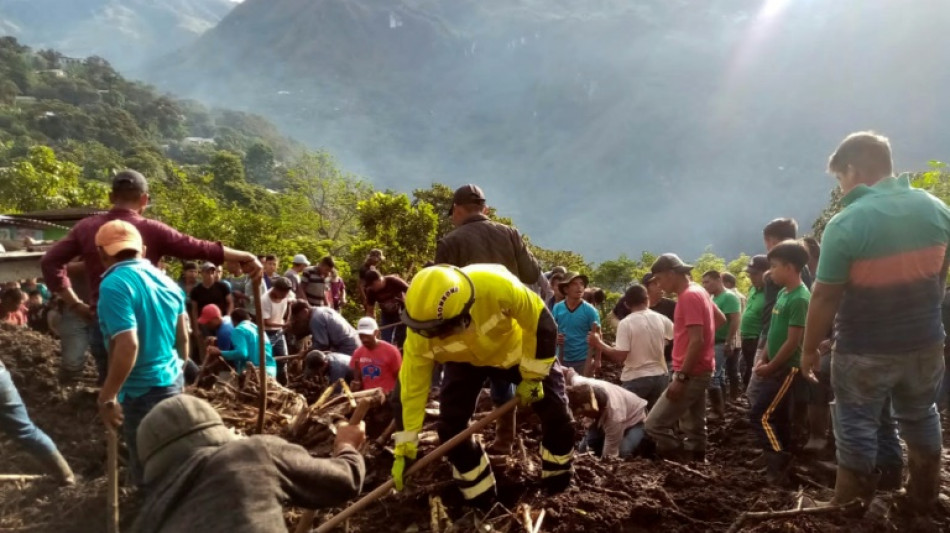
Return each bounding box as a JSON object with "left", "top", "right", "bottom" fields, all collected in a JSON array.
[
  {"left": 750, "top": 241, "right": 811, "bottom": 486},
  {"left": 739, "top": 256, "right": 768, "bottom": 388},
  {"left": 701, "top": 271, "right": 740, "bottom": 420}
]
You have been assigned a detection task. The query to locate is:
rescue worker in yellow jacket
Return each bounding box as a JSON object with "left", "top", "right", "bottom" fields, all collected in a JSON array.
[{"left": 392, "top": 264, "right": 575, "bottom": 505}]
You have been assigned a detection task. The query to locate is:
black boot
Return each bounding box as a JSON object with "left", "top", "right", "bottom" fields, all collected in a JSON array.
[{"left": 764, "top": 450, "right": 792, "bottom": 487}]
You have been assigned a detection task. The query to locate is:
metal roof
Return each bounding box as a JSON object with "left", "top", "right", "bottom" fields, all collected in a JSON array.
[
  {"left": 6, "top": 207, "right": 106, "bottom": 223},
  {"left": 0, "top": 215, "right": 69, "bottom": 231}
]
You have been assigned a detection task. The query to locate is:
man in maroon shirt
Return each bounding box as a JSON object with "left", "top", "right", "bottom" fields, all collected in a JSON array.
[{"left": 41, "top": 170, "right": 262, "bottom": 382}]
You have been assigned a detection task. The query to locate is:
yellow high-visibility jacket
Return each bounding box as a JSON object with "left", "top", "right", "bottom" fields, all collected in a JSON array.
[{"left": 399, "top": 264, "right": 554, "bottom": 434}]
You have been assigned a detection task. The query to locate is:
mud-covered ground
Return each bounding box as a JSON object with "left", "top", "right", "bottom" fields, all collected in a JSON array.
[{"left": 2, "top": 323, "right": 949, "bottom": 532}]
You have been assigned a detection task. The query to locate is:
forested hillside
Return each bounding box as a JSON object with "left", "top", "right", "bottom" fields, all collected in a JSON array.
[{"left": 147, "top": 0, "right": 950, "bottom": 260}]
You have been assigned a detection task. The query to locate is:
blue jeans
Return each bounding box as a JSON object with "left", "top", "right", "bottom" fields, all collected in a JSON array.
[
  {"left": 122, "top": 375, "right": 183, "bottom": 487},
  {"left": 88, "top": 323, "right": 109, "bottom": 385},
  {"left": 380, "top": 315, "right": 406, "bottom": 350},
  {"left": 831, "top": 346, "right": 944, "bottom": 474},
  {"left": 622, "top": 374, "right": 669, "bottom": 411},
  {"left": 710, "top": 343, "right": 727, "bottom": 390},
  {"left": 0, "top": 364, "right": 59, "bottom": 459},
  {"left": 59, "top": 308, "right": 91, "bottom": 375},
  {"left": 266, "top": 330, "right": 288, "bottom": 384},
  {"left": 580, "top": 422, "right": 646, "bottom": 458}
]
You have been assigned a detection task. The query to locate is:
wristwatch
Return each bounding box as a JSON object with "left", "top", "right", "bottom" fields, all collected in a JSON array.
[{"left": 673, "top": 372, "right": 690, "bottom": 383}]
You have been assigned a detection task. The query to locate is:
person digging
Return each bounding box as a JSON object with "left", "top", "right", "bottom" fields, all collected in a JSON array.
[{"left": 391, "top": 264, "right": 575, "bottom": 508}]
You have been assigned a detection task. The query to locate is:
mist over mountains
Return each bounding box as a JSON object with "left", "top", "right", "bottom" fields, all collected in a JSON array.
[
  {"left": 0, "top": 0, "right": 234, "bottom": 71},
  {"left": 6, "top": 0, "right": 950, "bottom": 260}
]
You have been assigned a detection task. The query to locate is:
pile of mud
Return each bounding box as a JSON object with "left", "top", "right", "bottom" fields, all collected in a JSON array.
[{"left": 3, "top": 325, "right": 949, "bottom": 532}]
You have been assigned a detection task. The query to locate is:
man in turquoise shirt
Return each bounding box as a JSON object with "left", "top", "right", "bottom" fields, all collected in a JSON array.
[
  {"left": 95, "top": 220, "right": 189, "bottom": 487},
  {"left": 552, "top": 272, "right": 601, "bottom": 375},
  {"left": 209, "top": 309, "right": 277, "bottom": 378}
]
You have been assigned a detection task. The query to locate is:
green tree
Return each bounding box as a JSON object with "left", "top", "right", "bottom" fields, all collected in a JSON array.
[
  {"left": 244, "top": 142, "right": 275, "bottom": 185},
  {"left": 0, "top": 145, "right": 107, "bottom": 212},
  {"left": 591, "top": 254, "right": 639, "bottom": 293},
  {"left": 412, "top": 183, "right": 455, "bottom": 241},
  {"left": 691, "top": 248, "right": 727, "bottom": 282},
  {"left": 355, "top": 192, "right": 439, "bottom": 276}
]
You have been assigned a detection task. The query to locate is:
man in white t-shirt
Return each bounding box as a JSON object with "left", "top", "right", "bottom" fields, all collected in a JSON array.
[
  {"left": 262, "top": 276, "right": 295, "bottom": 383},
  {"left": 588, "top": 284, "right": 673, "bottom": 409}
]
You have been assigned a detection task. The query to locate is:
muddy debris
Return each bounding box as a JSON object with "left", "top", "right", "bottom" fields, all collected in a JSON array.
[{"left": 3, "top": 325, "right": 950, "bottom": 532}]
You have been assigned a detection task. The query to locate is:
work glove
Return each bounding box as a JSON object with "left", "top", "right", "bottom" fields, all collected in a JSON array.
[
  {"left": 516, "top": 379, "right": 544, "bottom": 406},
  {"left": 391, "top": 431, "right": 419, "bottom": 491}
]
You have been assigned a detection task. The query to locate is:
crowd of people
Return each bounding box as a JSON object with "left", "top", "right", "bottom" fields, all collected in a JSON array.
[{"left": 1, "top": 130, "right": 949, "bottom": 530}]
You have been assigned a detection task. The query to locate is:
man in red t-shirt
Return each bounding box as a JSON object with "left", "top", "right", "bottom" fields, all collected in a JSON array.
[
  {"left": 349, "top": 317, "right": 402, "bottom": 394},
  {"left": 644, "top": 254, "right": 725, "bottom": 463}
]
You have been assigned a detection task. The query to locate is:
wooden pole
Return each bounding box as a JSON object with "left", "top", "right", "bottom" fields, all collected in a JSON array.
[
  {"left": 295, "top": 398, "right": 376, "bottom": 533},
  {"left": 0, "top": 474, "right": 45, "bottom": 482},
  {"left": 313, "top": 398, "right": 519, "bottom": 533},
  {"left": 253, "top": 277, "right": 267, "bottom": 435},
  {"left": 106, "top": 427, "right": 119, "bottom": 533}
]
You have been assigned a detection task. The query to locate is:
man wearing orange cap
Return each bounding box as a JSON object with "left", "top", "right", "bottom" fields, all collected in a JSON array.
[{"left": 94, "top": 220, "right": 189, "bottom": 487}]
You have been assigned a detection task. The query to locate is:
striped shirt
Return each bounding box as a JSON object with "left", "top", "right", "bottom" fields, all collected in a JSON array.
[{"left": 818, "top": 174, "right": 950, "bottom": 354}]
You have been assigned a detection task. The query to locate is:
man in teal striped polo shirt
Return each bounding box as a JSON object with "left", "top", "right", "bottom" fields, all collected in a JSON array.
[{"left": 802, "top": 131, "right": 950, "bottom": 512}]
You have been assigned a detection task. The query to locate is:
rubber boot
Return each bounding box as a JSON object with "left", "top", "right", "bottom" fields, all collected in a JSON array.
[
  {"left": 878, "top": 464, "right": 904, "bottom": 492},
  {"left": 764, "top": 450, "right": 793, "bottom": 486},
  {"left": 707, "top": 388, "right": 725, "bottom": 421},
  {"left": 905, "top": 448, "right": 941, "bottom": 512},
  {"left": 803, "top": 404, "right": 830, "bottom": 453},
  {"left": 39, "top": 450, "right": 75, "bottom": 486},
  {"left": 728, "top": 379, "right": 741, "bottom": 403},
  {"left": 814, "top": 466, "right": 879, "bottom": 508},
  {"left": 487, "top": 408, "right": 516, "bottom": 455},
  {"left": 690, "top": 449, "right": 707, "bottom": 464}
]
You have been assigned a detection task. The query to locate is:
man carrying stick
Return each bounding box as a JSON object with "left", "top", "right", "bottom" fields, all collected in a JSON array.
[
  {"left": 94, "top": 221, "right": 189, "bottom": 487},
  {"left": 393, "top": 264, "right": 575, "bottom": 507}
]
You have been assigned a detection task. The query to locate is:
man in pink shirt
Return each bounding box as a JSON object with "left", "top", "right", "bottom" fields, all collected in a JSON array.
[
  {"left": 644, "top": 254, "right": 725, "bottom": 463},
  {"left": 349, "top": 317, "right": 401, "bottom": 395}
]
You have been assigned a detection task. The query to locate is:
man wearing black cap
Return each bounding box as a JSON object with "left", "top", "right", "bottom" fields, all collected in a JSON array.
[
  {"left": 435, "top": 184, "right": 541, "bottom": 285},
  {"left": 739, "top": 255, "right": 768, "bottom": 388},
  {"left": 41, "top": 169, "right": 262, "bottom": 383},
  {"left": 644, "top": 254, "right": 726, "bottom": 463},
  {"left": 434, "top": 184, "right": 543, "bottom": 455}
]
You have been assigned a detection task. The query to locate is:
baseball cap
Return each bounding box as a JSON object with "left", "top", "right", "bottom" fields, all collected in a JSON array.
[
  {"left": 292, "top": 254, "right": 310, "bottom": 266},
  {"left": 197, "top": 304, "right": 222, "bottom": 325},
  {"left": 650, "top": 253, "right": 694, "bottom": 275},
  {"left": 112, "top": 169, "right": 148, "bottom": 195},
  {"left": 201, "top": 262, "right": 216, "bottom": 271},
  {"left": 640, "top": 273, "right": 656, "bottom": 285},
  {"left": 746, "top": 255, "right": 769, "bottom": 272},
  {"left": 357, "top": 317, "right": 379, "bottom": 336},
  {"left": 95, "top": 220, "right": 143, "bottom": 256},
  {"left": 369, "top": 249, "right": 385, "bottom": 261},
  {"left": 272, "top": 277, "right": 293, "bottom": 291},
  {"left": 449, "top": 184, "right": 486, "bottom": 214}
]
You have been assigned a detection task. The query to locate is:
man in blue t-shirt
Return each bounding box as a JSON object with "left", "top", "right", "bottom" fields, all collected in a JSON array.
[
  {"left": 197, "top": 303, "right": 235, "bottom": 352},
  {"left": 95, "top": 220, "right": 189, "bottom": 487},
  {"left": 552, "top": 272, "right": 601, "bottom": 375}
]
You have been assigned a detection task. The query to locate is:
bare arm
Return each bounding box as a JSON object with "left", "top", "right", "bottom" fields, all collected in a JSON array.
[
  {"left": 712, "top": 306, "right": 726, "bottom": 329},
  {"left": 98, "top": 331, "right": 138, "bottom": 403},
  {"left": 802, "top": 282, "right": 845, "bottom": 356},
  {"left": 680, "top": 325, "right": 705, "bottom": 374},
  {"left": 225, "top": 293, "right": 234, "bottom": 316},
  {"left": 176, "top": 313, "right": 190, "bottom": 362},
  {"left": 726, "top": 312, "right": 740, "bottom": 344}
]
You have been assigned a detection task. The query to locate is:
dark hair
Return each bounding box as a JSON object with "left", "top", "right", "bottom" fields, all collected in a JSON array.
[
  {"left": 183, "top": 261, "right": 198, "bottom": 271},
  {"left": 767, "top": 240, "right": 810, "bottom": 271},
  {"left": 363, "top": 269, "right": 383, "bottom": 284},
  {"left": 1, "top": 288, "right": 24, "bottom": 312},
  {"left": 702, "top": 270, "right": 721, "bottom": 280},
  {"left": 291, "top": 300, "right": 311, "bottom": 316},
  {"left": 803, "top": 237, "right": 820, "bottom": 261},
  {"left": 231, "top": 308, "right": 251, "bottom": 325},
  {"left": 113, "top": 249, "right": 139, "bottom": 262},
  {"left": 828, "top": 131, "right": 893, "bottom": 178},
  {"left": 623, "top": 284, "right": 649, "bottom": 308},
  {"left": 583, "top": 287, "right": 606, "bottom": 306},
  {"left": 319, "top": 256, "right": 335, "bottom": 269},
  {"left": 27, "top": 290, "right": 41, "bottom": 298},
  {"left": 763, "top": 218, "right": 798, "bottom": 241},
  {"left": 264, "top": 255, "right": 277, "bottom": 262},
  {"left": 721, "top": 272, "right": 737, "bottom": 287}
]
